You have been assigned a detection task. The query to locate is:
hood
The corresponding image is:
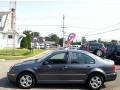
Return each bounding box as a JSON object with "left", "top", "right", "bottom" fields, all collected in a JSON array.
[{"left": 14, "top": 59, "right": 38, "bottom": 67}]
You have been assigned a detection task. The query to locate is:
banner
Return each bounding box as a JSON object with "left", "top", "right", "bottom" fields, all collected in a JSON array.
[{"left": 67, "top": 33, "right": 76, "bottom": 47}]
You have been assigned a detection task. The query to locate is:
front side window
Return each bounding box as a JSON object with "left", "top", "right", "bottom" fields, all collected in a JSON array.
[
  {"left": 70, "top": 52, "right": 95, "bottom": 64},
  {"left": 47, "top": 52, "right": 66, "bottom": 64}
]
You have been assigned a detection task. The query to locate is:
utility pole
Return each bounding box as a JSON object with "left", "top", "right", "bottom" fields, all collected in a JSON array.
[{"left": 62, "top": 15, "right": 65, "bottom": 47}]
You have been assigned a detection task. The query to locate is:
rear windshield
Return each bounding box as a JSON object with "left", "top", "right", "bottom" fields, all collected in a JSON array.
[
  {"left": 88, "top": 44, "right": 103, "bottom": 49},
  {"left": 86, "top": 51, "right": 103, "bottom": 61}
]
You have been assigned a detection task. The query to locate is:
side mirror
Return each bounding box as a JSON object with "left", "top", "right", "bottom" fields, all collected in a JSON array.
[{"left": 43, "top": 61, "right": 48, "bottom": 65}]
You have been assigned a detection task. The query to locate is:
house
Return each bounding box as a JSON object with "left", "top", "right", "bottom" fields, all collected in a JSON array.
[{"left": 0, "top": 10, "right": 23, "bottom": 49}]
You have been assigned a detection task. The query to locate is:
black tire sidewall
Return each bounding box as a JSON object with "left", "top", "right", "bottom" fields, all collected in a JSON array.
[
  {"left": 87, "top": 74, "right": 104, "bottom": 90},
  {"left": 17, "top": 72, "right": 35, "bottom": 89}
]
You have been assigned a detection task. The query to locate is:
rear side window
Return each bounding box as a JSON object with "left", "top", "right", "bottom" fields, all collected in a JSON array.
[{"left": 70, "top": 52, "right": 95, "bottom": 64}]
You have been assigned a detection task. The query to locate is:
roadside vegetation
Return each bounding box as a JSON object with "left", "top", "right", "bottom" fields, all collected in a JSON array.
[{"left": 0, "top": 49, "right": 44, "bottom": 60}]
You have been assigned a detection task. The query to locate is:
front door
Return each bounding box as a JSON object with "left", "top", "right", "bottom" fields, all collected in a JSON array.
[{"left": 37, "top": 51, "right": 69, "bottom": 82}]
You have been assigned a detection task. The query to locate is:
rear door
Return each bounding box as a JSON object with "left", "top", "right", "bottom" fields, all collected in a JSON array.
[{"left": 67, "top": 51, "right": 96, "bottom": 81}]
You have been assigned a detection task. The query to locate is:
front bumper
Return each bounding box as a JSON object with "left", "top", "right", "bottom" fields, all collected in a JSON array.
[
  {"left": 105, "top": 72, "right": 117, "bottom": 82},
  {"left": 7, "top": 72, "right": 17, "bottom": 83}
]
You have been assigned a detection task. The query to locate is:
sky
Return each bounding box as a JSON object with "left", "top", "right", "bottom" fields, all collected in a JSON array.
[{"left": 1, "top": 0, "right": 120, "bottom": 41}]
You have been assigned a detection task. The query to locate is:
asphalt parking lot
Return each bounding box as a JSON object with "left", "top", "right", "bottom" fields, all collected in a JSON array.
[{"left": 0, "top": 60, "right": 120, "bottom": 90}]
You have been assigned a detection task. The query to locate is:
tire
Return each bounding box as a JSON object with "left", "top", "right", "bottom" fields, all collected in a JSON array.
[
  {"left": 87, "top": 74, "right": 104, "bottom": 90},
  {"left": 17, "top": 72, "right": 35, "bottom": 89},
  {"left": 96, "top": 50, "right": 103, "bottom": 57}
]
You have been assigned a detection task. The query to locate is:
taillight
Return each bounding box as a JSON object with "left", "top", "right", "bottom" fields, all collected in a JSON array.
[{"left": 112, "top": 64, "right": 116, "bottom": 72}]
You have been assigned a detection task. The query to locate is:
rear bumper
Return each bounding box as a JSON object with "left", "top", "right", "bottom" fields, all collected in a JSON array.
[{"left": 105, "top": 72, "right": 117, "bottom": 82}]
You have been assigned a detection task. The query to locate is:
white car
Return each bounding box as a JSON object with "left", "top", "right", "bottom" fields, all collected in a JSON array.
[{"left": 70, "top": 45, "right": 81, "bottom": 50}]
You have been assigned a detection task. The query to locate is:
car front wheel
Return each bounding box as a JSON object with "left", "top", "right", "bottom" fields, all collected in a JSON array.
[
  {"left": 87, "top": 74, "right": 104, "bottom": 90},
  {"left": 17, "top": 72, "right": 35, "bottom": 89}
]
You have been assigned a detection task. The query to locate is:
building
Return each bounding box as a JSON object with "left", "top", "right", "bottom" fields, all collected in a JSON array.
[{"left": 0, "top": 2, "right": 23, "bottom": 49}]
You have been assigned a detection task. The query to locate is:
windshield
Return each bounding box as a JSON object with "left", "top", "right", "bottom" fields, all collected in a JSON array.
[{"left": 37, "top": 51, "right": 53, "bottom": 62}]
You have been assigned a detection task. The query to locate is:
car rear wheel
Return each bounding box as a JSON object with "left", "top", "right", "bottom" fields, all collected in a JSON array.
[
  {"left": 17, "top": 72, "right": 35, "bottom": 89},
  {"left": 87, "top": 74, "right": 104, "bottom": 90}
]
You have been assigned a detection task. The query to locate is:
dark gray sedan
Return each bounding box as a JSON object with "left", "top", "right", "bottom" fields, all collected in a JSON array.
[{"left": 7, "top": 50, "right": 117, "bottom": 90}]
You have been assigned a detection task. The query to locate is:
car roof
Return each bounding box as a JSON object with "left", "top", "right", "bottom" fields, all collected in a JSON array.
[{"left": 53, "top": 49, "right": 88, "bottom": 54}]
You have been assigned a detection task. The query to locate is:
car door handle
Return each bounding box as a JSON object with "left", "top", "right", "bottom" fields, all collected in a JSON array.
[
  {"left": 62, "top": 66, "right": 68, "bottom": 70},
  {"left": 87, "top": 66, "right": 91, "bottom": 68},
  {"left": 48, "top": 65, "right": 52, "bottom": 68}
]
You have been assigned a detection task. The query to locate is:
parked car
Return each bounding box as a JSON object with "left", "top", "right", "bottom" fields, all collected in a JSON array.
[
  {"left": 70, "top": 45, "right": 81, "bottom": 50},
  {"left": 106, "top": 44, "right": 120, "bottom": 63},
  {"left": 7, "top": 50, "right": 117, "bottom": 90},
  {"left": 81, "top": 43, "right": 106, "bottom": 57},
  {"left": 40, "top": 43, "right": 50, "bottom": 49}
]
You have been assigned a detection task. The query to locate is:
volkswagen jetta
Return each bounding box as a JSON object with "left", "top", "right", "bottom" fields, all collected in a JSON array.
[{"left": 7, "top": 50, "right": 117, "bottom": 90}]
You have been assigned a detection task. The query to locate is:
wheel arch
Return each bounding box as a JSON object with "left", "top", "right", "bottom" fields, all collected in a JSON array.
[
  {"left": 16, "top": 70, "right": 37, "bottom": 84},
  {"left": 86, "top": 71, "right": 106, "bottom": 82}
]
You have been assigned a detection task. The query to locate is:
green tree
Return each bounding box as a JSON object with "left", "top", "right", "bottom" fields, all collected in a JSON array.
[
  {"left": 45, "top": 36, "right": 50, "bottom": 41},
  {"left": 45, "top": 33, "right": 60, "bottom": 45},
  {"left": 98, "top": 38, "right": 101, "bottom": 43},
  {"left": 59, "top": 38, "right": 63, "bottom": 47},
  {"left": 111, "top": 40, "right": 118, "bottom": 44},
  {"left": 20, "top": 31, "right": 31, "bottom": 49},
  {"left": 31, "top": 32, "right": 40, "bottom": 38},
  {"left": 81, "top": 37, "right": 87, "bottom": 44},
  {"left": 50, "top": 34, "right": 59, "bottom": 44}
]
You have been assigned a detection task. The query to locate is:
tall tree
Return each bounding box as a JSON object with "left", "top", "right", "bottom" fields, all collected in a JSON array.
[
  {"left": 45, "top": 36, "right": 50, "bottom": 41},
  {"left": 98, "top": 38, "right": 101, "bottom": 43},
  {"left": 50, "top": 34, "right": 59, "bottom": 44},
  {"left": 59, "top": 38, "right": 63, "bottom": 47},
  {"left": 31, "top": 32, "right": 40, "bottom": 38},
  {"left": 45, "top": 33, "right": 60, "bottom": 45},
  {"left": 20, "top": 31, "right": 31, "bottom": 49},
  {"left": 81, "top": 37, "right": 87, "bottom": 44}
]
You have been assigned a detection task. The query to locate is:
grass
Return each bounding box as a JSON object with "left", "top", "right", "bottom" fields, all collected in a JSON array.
[{"left": 0, "top": 49, "right": 45, "bottom": 60}]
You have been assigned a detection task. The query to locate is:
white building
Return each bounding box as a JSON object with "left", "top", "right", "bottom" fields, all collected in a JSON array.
[{"left": 0, "top": 11, "right": 23, "bottom": 49}]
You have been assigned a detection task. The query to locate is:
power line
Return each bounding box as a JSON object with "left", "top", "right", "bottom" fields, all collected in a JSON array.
[
  {"left": 18, "top": 24, "right": 62, "bottom": 27},
  {"left": 66, "top": 25, "right": 97, "bottom": 30},
  {"left": 84, "top": 28, "right": 120, "bottom": 37},
  {"left": 66, "top": 22, "right": 120, "bottom": 34}
]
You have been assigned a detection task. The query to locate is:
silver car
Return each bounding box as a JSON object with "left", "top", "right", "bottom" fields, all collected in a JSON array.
[{"left": 7, "top": 50, "right": 117, "bottom": 90}]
